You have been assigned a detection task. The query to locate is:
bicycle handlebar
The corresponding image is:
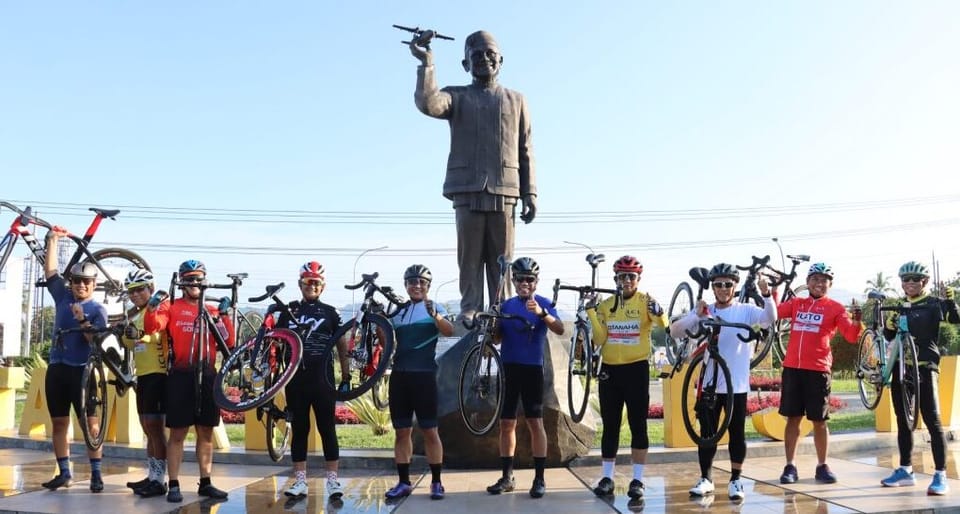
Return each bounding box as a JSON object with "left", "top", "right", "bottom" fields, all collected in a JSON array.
[
  {"left": 683, "top": 318, "right": 764, "bottom": 343},
  {"left": 550, "top": 278, "right": 620, "bottom": 312},
  {"left": 344, "top": 272, "right": 409, "bottom": 313},
  {"left": 736, "top": 255, "right": 771, "bottom": 273},
  {"left": 249, "top": 283, "right": 284, "bottom": 303},
  {"left": 472, "top": 310, "right": 534, "bottom": 331}
]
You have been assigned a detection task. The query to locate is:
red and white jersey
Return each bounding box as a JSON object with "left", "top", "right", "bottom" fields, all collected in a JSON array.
[{"left": 777, "top": 296, "right": 862, "bottom": 372}]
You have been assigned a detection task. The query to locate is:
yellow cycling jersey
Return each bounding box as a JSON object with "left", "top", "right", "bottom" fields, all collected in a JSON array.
[
  {"left": 588, "top": 291, "right": 668, "bottom": 365},
  {"left": 121, "top": 308, "right": 168, "bottom": 376}
]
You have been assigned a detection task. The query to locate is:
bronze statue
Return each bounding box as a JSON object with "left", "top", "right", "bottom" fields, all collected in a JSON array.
[{"left": 408, "top": 29, "right": 537, "bottom": 320}]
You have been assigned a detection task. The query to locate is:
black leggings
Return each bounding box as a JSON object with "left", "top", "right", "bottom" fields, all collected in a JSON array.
[
  {"left": 284, "top": 362, "right": 339, "bottom": 463},
  {"left": 697, "top": 393, "right": 747, "bottom": 478},
  {"left": 599, "top": 360, "right": 650, "bottom": 458},
  {"left": 892, "top": 365, "right": 945, "bottom": 469}
]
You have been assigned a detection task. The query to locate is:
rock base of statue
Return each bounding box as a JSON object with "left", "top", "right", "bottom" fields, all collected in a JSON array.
[{"left": 413, "top": 321, "right": 596, "bottom": 469}]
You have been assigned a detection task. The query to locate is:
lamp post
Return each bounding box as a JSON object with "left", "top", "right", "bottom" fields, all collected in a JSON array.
[
  {"left": 432, "top": 278, "right": 458, "bottom": 314},
  {"left": 352, "top": 245, "right": 388, "bottom": 310},
  {"left": 772, "top": 237, "right": 786, "bottom": 272}
]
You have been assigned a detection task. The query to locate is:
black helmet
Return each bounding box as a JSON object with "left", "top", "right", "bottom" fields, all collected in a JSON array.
[
  {"left": 511, "top": 257, "right": 540, "bottom": 277},
  {"left": 707, "top": 263, "right": 740, "bottom": 282},
  {"left": 403, "top": 264, "right": 432, "bottom": 283}
]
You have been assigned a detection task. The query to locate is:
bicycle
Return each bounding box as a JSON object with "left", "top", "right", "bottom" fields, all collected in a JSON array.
[
  {"left": 56, "top": 319, "right": 138, "bottom": 451},
  {"left": 550, "top": 252, "right": 621, "bottom": 423},
  {"left": 213, "top": 282, "right": 308, "bottom": 461},
  {"left": 762, "top": 253, "right": 810, "bottom": 361},
  {"left": 323, "top": 272, "right": 408, "bottom": 401},
  {"left": 0, "top": 202, "right": 150, "bottom": 322},
  {"left": 665, "top": 266, "right": 710, "bottom": 366},
  {"left": 665, "top": 316, "right": 764, "bottom": 445},
  {"left": 856, "top": 289, "right": 922, "bottom": 431}
]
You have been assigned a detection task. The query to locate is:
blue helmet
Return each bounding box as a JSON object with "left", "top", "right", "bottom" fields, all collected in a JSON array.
[
  {"left": 807, "top": 262, "right": 834, "bottom": 280},
  {"left": 178, "top": 259, "right": 206, "bottom": 278}
]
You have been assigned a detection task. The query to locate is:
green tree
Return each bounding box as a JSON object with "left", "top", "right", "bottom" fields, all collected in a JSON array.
[
  {"left": 864, "top": 271, "right": 896, "bottom": 295},
  {"left": 29, "top": 306, "right": 56, "bottom": 349}
]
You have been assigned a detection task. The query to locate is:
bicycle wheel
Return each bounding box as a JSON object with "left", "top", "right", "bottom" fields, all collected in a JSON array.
[
  {"left": 326, "top": 313, "right": 395, "bottom": 401},
  {"left": 82, "top": 248, "right": 151, "bottom": 323},
  {"left": 856, "top": 329, "right": 883, "bottom": 410},
  {"left": 772, "top": 285, "right": 808, "bottom": 361},
  {"left": 567, "top": 323, "right": 592, "bottom": 423},
  {"left": 265, "top": 406, "right": 291, "bottom": 463},
  {"left": 665, "top": 282, "right": 694, "bottom": 365},
  {"left": 681, "top": 352, "right": 733, "bottom": 446},
  {"left": 214, "top": 328, "right": 302, "bottom": 412},
  {"left": 238, "top": 311, "right": 264, "bottom": 345},
  {"left": 79, "top": 358, "right": 108, "bottom": 451},
  {"left": 458, "top": 337, "right": 504, "bottom": 436},
  {"left": 745, "top": 293, "right": 774, "bottom": 368},
  {"left": 898, "top": 334, "right": 921, "bottom": 431},
  {"left": 372, "top": 368, "right": 390, "bottom": 411}
]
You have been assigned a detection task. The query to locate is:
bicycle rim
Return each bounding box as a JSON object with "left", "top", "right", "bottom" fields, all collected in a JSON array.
[
  {"left": 567, "top": 324, "right": 591, "bottom": 423},
  {"left": 746, "top": 294, "right": 773, "bottom": 368},
  {"left": 238, "top": 311, "right": 264, "bottom": 345},
  {"left": 666, "top": 282, "right": 694, "bottom": 366},
  {"left": 856, "top": 329, "right": 883, "bottom": 410},
  {"left": 80, "top": 360, "right": 108, "bottom": 451},
  {"left": 372, "top": 370, "right": 390, "bottom": 411},
  {"left": 458, "top": 340, "right": 504, "bottom": 436},
  {"left": 266, "top": 409, "right": 291, "bottom": 463},
  {"left": 328, "top": 314, "right": 395, "bottom": 401},
  {"left": 899, "top": 335, "right": 921, "bottom": 431},
  {"left": 681, "top": 352, "right": 733, "bottom": 446},
  {"left": 83, "top": 248, "right": 151, "bottom": 323},
  {"left": 213, "top": 328, "right": 302, "bottom": 412}
]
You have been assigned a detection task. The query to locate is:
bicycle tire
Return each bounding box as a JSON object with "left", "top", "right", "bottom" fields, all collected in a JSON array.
[
  {"left": 214, "top": 328, "right": 303, "bottom": 412},
  {"left": 681, "top": 352, "right": 733, "bottom": 446},
  {"left": 238, "top": 311, "right": 264, "bottom": 345},
  {"left": 372, "top": 369, "right": 390, "bottom": 411},
  {"left": 326, "top": 313, "right": 395, "bottom": 401},
  {"left": 79, "top": 358, "right": 108, "bottom": 451},
  {"left": 856, "top": 329, "right": 883, "bottom": 410},
  {"left": 898, "top": 333, "right": 921, "bottom": 431},
  {"left": 744, "top": 292, "right": 773, "bottom": 368},
  {"left": 567, "top": 323, "right": 592, "bottom": 423},
  {"left": 265, "top": 407, "right": 291, "bottom": 463},
  {"left": 458, "top": 336, "right": 504, "bottom": 436},
  {"left": 82, "top": 248, "right": 151, "bottom": 323},
  {"left": 665, "top": 282, "right": 694, "bottom": 366},
  {"left": 772, "top": 285, "right": 808, "bottom": 361}
]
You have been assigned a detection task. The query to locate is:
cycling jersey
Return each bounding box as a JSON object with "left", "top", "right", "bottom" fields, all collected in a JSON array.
[
  {"left": 121, "top": 308, "right": 168, "bottom": 376},
  {"left": 498, "top": 294, "right": 557, "bottom": 366},
  {"left": 47, "top": 274, "right": 108, "bottom": 366},
  {"left": 777, "top": 295, "right": 862, "bottom": 372},
  {"left": 390, "top": 300, "right": 448, "bottom": 372},
  {"left": 143, "top": 298, "right": 235, "bottom": 371},
  {"left": 589, "top": 291, "right": 668, "bottom": 365},
  {"left": 882, "top": 293, "right": 960, "bottom": 367},
  {"left": 275, "top": 299, "right": 341, "bottom": 363}
]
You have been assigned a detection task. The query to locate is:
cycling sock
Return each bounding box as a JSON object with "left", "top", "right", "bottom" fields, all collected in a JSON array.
[
  {"left": 326, "top": 471, "right": 338, "bottom": 481},
  {"left": 57, "top": 457, "right": 71, "bottom": 478},
  {"left": 632, "top": 463, "right": 644, "bottom": 481},
  {"left": 430, "top": 463, "right": 442, "bottom": 483},
  {"left": 501, "top": 457, "right": 514, "bottom": 478},
  {"left": 89, "top": 458, "right": 102, "bottom": 477},
  {"left": 601, "top": 460, "right": 614, "bottom": 479},
  {"left": 147, "top": 457, "right": 156, "bottom": 481},
  {"left": 295, "top": 470, "right": 307, "bottom": 483},
  {"left": 158, "top": 459, "right": 167, "bottom": 481},
  {"left": 534, "top": 458, "right": 546, "bottom": 480},
  {"left": 199, "top": 476, "right": 211, "bottom": 488},
  {"left": 169, "top": 479, "right": 180, "bottom": 489},
  {"left": 397, "top": 463, "right": 411, "bottom": 485},
  {"left": 730, "top": 468, "right": 741, "bottom": 481},
  {"left": 903, "top": 465, "right": 914, "bottom": 473}
]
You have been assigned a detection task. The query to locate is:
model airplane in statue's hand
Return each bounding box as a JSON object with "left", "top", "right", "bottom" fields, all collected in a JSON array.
[{"left": 393, "top": 24, "right": 454, "bottom": 50}]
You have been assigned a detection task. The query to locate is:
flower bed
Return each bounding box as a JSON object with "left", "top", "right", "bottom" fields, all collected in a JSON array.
[
  {"left": 645, "top": 394, "right": 846, "bottom": 419},
  {"left": 217, "top": 387, "right": 363, "bottom": 425}
]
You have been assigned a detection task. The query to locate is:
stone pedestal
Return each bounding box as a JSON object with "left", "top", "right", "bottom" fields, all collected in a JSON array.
[{"left": 415, "top": 322, "right": 596, "bottom": 468}]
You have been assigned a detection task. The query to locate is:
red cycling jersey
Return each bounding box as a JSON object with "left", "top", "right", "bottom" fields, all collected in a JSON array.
[
  {"left": 777, "top": 295, "right": 862, "bottom": 372},
  {"left": 143, "top": 298, "right": 235, "bottom": 371}
]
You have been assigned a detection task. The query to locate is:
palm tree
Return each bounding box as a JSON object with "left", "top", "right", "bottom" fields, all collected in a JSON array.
[{"left": 864, "top": 271, "right": 896, "bottom": 294}]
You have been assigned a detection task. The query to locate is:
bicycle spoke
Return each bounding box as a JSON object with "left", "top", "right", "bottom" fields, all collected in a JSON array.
[
  {"left": 856, "top": 329, "right": 883, "bottom": 410},
  {"left": 458, "top": 342, "right": 503, "bottom": 436}
]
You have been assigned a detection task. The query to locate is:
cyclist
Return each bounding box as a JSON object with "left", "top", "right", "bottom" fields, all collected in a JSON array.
[
  {"left": 40, "top": 227, "right": 109, "bottom": 492},
  {"left": 588, "top": 255, "right": 667, "bottom": 500},
  {"left": 144, "top": 259, "right": 235, "bottom": 503},
  {"left": 879, "top": 261, "right": 960, "bottom": 495},
  {"left": 485, "top": 257, "right": 564, "bottom": 499},
  {"left": 120, "top": 269, "right": 170, "bottom": 498},
  {"left": 275, "top": 261, "right": 350, "bottom": 501},
  {"left": 669, "top": 263, "right": 777, "bottom": 501},
  {"left": 775, "top": 262, "right": 862, "bottom": 485},
  {"left": 384, "top": 264, "right": 455, "bottom": 501}
]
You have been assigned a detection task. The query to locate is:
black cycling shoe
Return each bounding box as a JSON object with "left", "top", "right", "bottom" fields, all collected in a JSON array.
[
  {"left": 529, "top": 478, "right": 546, "bottom": 498},
  {"left": 89, "top": 474, "right": 104, "bottom": 493},
  {"left": 137, "top": 480, "right": 168, "bottom": 498},
  {"left": 126, "top": 477, "right": 151, "bottom": 490},
  {"left": 198, "top": 483, "right": 229, "bottom": 499},
  {"left": 166, "top": 485, "right": 183, "bottom": 503},
  {"left": 486, "top": 475, "right": 516, "bottom": 494},
  {"left": 42, "top": 474, "right": 72, "bottom": 490},
  {"left": 593, "top": 477, "right": 615, "bottom": 497}
]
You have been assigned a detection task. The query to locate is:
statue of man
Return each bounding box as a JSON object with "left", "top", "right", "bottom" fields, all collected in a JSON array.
[{"left": 409, "top": 30, "right": 537, "bottom": 320}]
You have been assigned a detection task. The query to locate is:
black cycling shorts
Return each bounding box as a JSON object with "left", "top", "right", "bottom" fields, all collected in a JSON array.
[
  {"left": 45, "top": 363, "right": 85, "bottom": 419},
  {"left": 501, "top": 363, "right": 544, "bottom": 419},
  {"left": 165, "top": 368, "right": 220, "bottom": 428},
  {"left": 136, "top": 372, "right": 167, "bottom": 416},
  {"left": 389, "top": 371, "right": 439, "bottom": 429},
  {"left": 778, "top": 366, "right": 831, "bottom": 422}
]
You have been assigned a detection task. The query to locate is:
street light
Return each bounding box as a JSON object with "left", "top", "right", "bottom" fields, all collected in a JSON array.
[
  {"left": 563, "top": 240, "right": 596, "bottom": 255},
  {"left": 432, "top": 278, "right": 458, "bottom": 312},
  {"left": 352, "top": 245, "right": 388, "bottom": 309},
  {"left": 772, "top": 237, "right": 785, "bottom": 272}
]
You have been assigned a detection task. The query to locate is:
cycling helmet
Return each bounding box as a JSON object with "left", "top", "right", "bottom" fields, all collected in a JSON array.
[
  {"left": 511, "top": 257, "right": 540, "bottom": 277},
  {"left": 124, "top": 269, "right": 155, "bottom": 290},
  {"left": 69, "top": 261, "right": 99, "bottom": 279},
  {"left": 613, "top": 255, "right": 643, "bottom": 274},
  {"left": 707, "top": 263, "right": 740, "bottom": 282},
  {"left": 807, "top": 262, "right": 834, "bottom": 279},
  {"left": 403, "top": 264, "right": 433, "bottom": 283},
  {"left": 898, "top": 261, "right": 930, "bottom": 279},
  {"left": 299, "top": 261, "right": 325, "bottom": 280},
  {"left": 178, "top": 259, "right": 206, "bottom": 277}
]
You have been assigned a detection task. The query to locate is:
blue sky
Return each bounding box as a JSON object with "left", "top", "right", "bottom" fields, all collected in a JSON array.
[{"left": 2, "top": 1, "right": 959, "bottom": 311}]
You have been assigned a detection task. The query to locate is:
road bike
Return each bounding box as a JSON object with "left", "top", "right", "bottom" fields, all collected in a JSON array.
[
  {"left": 665, "top": 316, "right": 764, "bottom": 445},
  {"left": 762, "top": 253, "right": 810, "bottom": 361},
  {"left": 0, "top": 202, "right": 150, "bottom": 322},
  {"left": 323, "top": 272, "right": 407, "bottom": 401},
  {"left": 550, "top": 252, "right": 621, "bottom": 423},
  {"left": 665, "top": 267, "right": 710, "bottom": 366},
  {"left": 856, "top": 290, "right": 921, "bottom": 431}
]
